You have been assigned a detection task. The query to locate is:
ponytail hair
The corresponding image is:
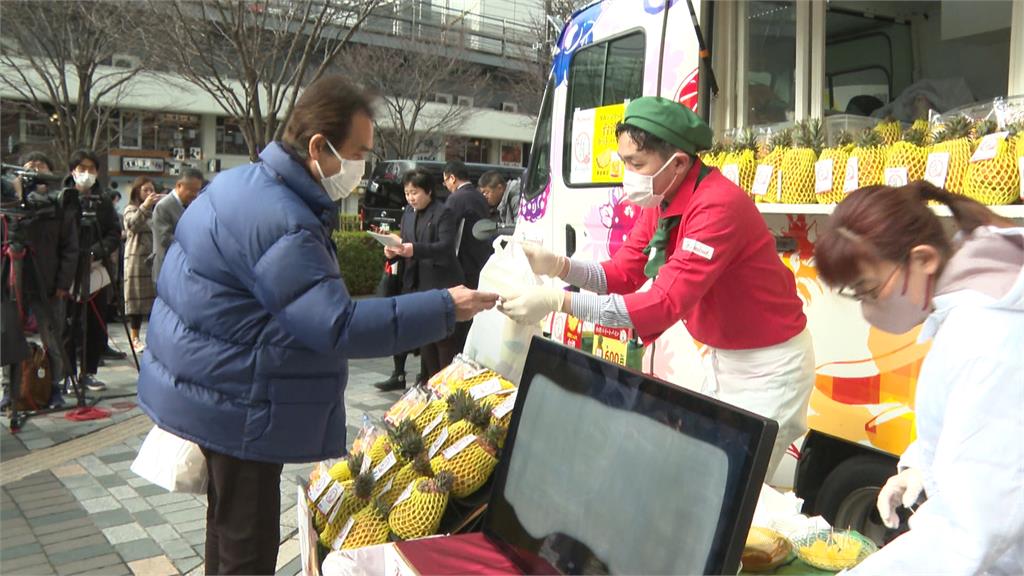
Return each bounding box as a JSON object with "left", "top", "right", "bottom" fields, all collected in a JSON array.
[{"left": 815, "top": 180, "right": 1013, "bottom": 288}]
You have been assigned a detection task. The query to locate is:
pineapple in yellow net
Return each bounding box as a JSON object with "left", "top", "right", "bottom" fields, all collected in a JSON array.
[
  {"left": 849, "top": 128, "right": 885, "bottom": 189},
  {"left": 928, "top": 116, "right": 973, "bottom": 195},
  {"left": 371, "top": 420, "right": 423, "bottom": 502},
  {"left": 910, "top": 119, "right": 935, "bottom": 145},
  {"left": 873, "top": 118, "right": 902, "bottom": 146},
  {"left": 719, "top": 129, "right": 757, "bottom": 196},
  {"left": 339, "top": 498, "right": 392, "bottom": 550},
  {"left": 431, "top": 424, "right": 505, "bottom": 499},
  {"left": 781, "top": 119, "right": 823, "bottom": 204},
  {"left": 388, "top": 471, "right": 455, "bottom": 541},
  {"left": 964, "top": 119, "right": 1021, "bottom": 205},
  {"left": 413, "top": 398, "right": 447, "bottom": 435},
  {"left": 387, "top": 452, "right": 436, "bottom": 508},
  {"left": 884, "top": 125, "right": 929, "bottom": 182},
  {"left": 328, "top": 452, "right": 364, "bottom": 483},
  {"left": 318, "top": 470, "right": 375, "bottom": 548},
  {"left": 423, "top": 389, "right": 471, "bottom": 450},
  {"left": 816, "top": 131, "right": 854, "bottom": 205},
  {"left": 442, "top": 400, "right": 493, "bottom": 454},
  {"left": 700, "top": 138, "right": 727, "bottom": 168},
  {"left": 754, "top": 128, "right": 792, "bottom": 204}
]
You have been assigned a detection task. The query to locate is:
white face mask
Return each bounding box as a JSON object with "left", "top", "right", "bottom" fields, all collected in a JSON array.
[
  {"left": 73, "top": 170, "right": 97, "bottom": 190},
  {"left": 623, "top": 154, "right": 682, "bottom": 208},
  {"left": 314, "top": 138, "right": 364, "bottom": 202},
  {"left": 860, "top": 265, "right": 933, "bottom": 334}
]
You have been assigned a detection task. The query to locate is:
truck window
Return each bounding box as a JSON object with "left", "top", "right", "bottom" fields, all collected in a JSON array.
[
  {"left": 523, "top": 77, "right": 555, "bottom": 200},
  {"left": 562, "top": 31, "right": 646, "bottom": 186}
]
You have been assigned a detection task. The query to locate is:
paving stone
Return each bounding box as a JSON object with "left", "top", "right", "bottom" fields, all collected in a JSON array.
[
  {"left": 81, "top": 496, "right": 121, "bottom": 514},
  {"left": 101, "top": 522, "right": 148, "bottom": 546},
  {"left": 73, "top": 566, "right": 131, "bottom": 576},
  {"left": 108, "top": 486, "right": 139, "bottom": 501},
  {"left": 173, "top": 556, "right": 203, "bottom": 574},
  {"left": 180, "top": 528, "right": 206, "bottom": 547},
  {"left": 113, "top": 538, "right": 164, "bottom": 563},
  {"left": 47, "top": 540, "right": 117, "bottom": 567},
  {"left": 96, "top": 475, "right": 128, "bottom": 489},
  {"left": 30, "top": 515, "right": 92, "bottom": 536},
  {"left": 76, "top": 456, "right": 114, "bottom": 477},
  {"left": 109, "top": 461, "right": 133, "bottom": 472},
  {"left": 68, "top": 486, "right": 109, "bottom": 501},
  {"left": 146, "top": 492, "right": 194, "bottom": 507},
  {"left": 276, "top": 556, "right": 302, "bottom": 576},
  {"left": 54, "top": 553, "right": 124, "bottom": 576},
  {"left": 0, "top": 552, "right": 52, "bottom": 572},
  {"left": 131, "top": 509, "right": 165, "bottom": 528},
  {"left": 134, "top": 485, "right": 165, "bottom": 498},
  {"left": 126, "top": 555, "right": 177, "bottom": 576},
  {"left": 38, "top": 525, "right": 99, "bottom": 546},
  {"left": 0, "top": 532, "right": 38, "bottom": 549},
  {"left": 23, "top": 499, "right": 82, "bottom": 519},
  {"left": 162, "top": 506, "right": 207, "bottom": 525},
  {"left": 8, "top": 482, "right": 63, "bottom": 499},
  {"left": 58, "top": 474, "right": 102, "bottom": 489},
  {"left": 24, "top": 438, "right": 57, "bottom": 450},
  {"left": 27, "top": 509, "right": 89, "bottom": 529},
  {"left": 154, "top": 499, "right": 204, "bottom": 516},
  {"left": 118, "top": 497, "right": 151, "bottom": 513},
  {"left": 159, "top": 538, "right": 195, "bottom": 560},
  {"left": 89, "top": 509, "right": 135, "bottom": 529},
  {"left": 9, "top": 486, "right": 69, "bottom": 505},
  {"left": 43, "top": 534, "right": 109, "bottom": 555},
  {"left": 126, "top": 477, "right": 149, "bottom": 488},
  {"left": 144, "top": 524, "right": 179, "bottom": 543},
  {"left": 51, "top": 463, "right": 87, "bottom": 479},
  {"left": 1, "top": 505, "right": 25, "bottom": 520}
]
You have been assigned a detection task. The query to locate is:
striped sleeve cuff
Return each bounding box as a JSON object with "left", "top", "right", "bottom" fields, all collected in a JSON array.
[
  {"left": 570, "top": 292, "right": 634, "bottom": 328},
  {"left": 565, "top": 259, "right": 609, "bottom": 294}
]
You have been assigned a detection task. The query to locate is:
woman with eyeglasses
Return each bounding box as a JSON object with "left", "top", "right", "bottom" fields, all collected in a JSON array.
[{"left": 814, "top": 181, "right": 1023, "bottom": 574}]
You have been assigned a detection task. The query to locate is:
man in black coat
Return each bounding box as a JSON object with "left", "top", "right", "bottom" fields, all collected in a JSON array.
[{"left": 442, "top": 160, "right": 492, "bottom": 290}]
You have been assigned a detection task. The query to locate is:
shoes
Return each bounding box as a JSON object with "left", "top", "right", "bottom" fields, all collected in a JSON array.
[
  {"left": 82, "top": 374, "right": 107, "bottom": 392},
  {"left": 374, "top": 373, "right": 406, "bottom": 392},
  {"left": 48, "top": 385, "right": 66, "bottom": 409},
  {"left": 102, "top": 347, "right": 127, "bottom": 360},
  {"left": 131, "top": 338, "right": 145, "bottom": 352}
]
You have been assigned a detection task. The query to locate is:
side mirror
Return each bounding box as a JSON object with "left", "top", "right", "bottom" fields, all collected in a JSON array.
[{"left": 472, "top": 218, "right": 515, "bottom": 241}]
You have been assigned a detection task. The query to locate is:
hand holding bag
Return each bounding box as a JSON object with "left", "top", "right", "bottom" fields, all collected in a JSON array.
[{"left": 131, "top": 426, "right": 208, "bottom": 493}]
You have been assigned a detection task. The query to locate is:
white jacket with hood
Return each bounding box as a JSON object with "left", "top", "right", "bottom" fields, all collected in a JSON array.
[{"left": 850, "top": 226, "right": 1024, "bottom": 575}]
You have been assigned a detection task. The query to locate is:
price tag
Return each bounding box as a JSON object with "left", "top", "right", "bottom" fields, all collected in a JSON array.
[
  {"left": 843, "top": 156, "right": 859, "bottom": 193},
  {"left": 470, "top": 378, "right": 503, "bottom": 401},
  {"left": 360, "top": 451, "right": 372, "bottom": 475},
  {"left": 925, "top": 152, "right": 950, "bottom": 188},
  {"left": 316, "top": 482, "right": 344, "bottom": 516},
  {"left": 428, "top": 427, "right": 449, "bottom": 458},
  {"left": 752, "top": 165, "right": 773, "bottom": 196},
  {"left": 884, "top": 167, "right": 909, "bottom": 187},
  {"left": 307, "top": 474, "right": 330, "bottom": 502},
  {"left": 394, "top": 481, "right": 416, "bottom": 508},
  {"left": 372, "top": 451, "right": 397, "bottom": 481},
  {"left": 421, "top": 413, "right": 444, "bottom": 438},
  {"left": 814, "top": 158, "right": 833, "bottom": 194},
  {"left": 379, "top": 477, "right": 394, "bottom": 497},
  {"left": 442, "top": 434, "right": 477, "bottom": 460},
  {"left": 331, "top": 517, "right": 355, "bottom": 551},
  {"left": 463, "top": 367, "right": 489, "bottom": 380},
  {"left": 492, "top": 391, "right": 518, "bottom": 419},
  {"left": 494, "top": 387, "right": 516, "bottom": 396},
  {"left": 971, "top": 132, "right": 1009, "bottom": 162},
  {"left": 326, "top": 490, "right": 346, "bottom": 525},
  {"left": 720, "top": 164, "right": 740, "bottom": 186},
  {"left": 776, "top": 169, "right": 783, "bottom": 197},
  {"left": 1019, "top": 157, "right": 1024, "bottom": 200}
]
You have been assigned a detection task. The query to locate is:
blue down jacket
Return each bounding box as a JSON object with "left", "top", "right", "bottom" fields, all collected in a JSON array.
[{"left": 137, "top": 142, "right": 455, "bottom": 463}]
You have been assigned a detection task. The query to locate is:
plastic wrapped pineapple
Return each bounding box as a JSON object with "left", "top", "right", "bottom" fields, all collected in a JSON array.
[
  {"left": 873, "top": 117, "right": 902, "bottom": 146},
  {"left": 333, "top": 498, "right": 392, "bottom": 550},
  {"left": 753, "top": 128, "right": 792, "bottom": 204},
  {"left": 848, "top": 128, "right": 886, "bottom": 189},
  {"left": 928, "top": 116, "right": 973, "bottom": 194},
  {"left": 388, "top": 471, "right": 455, "bottom": 541},
  {"left": 371, "top": 420, "right": 423, "bottom": 502},
  {"left": 884, "top": 125, "right": 929, "bottom": 183},
  {"left": 719, "top": 128, "right": 757, "bottom": 196},
  {"left": 963, "top": 119, "right": 1020, "bottom": 205},
  {"left": 431, "top": 424, "right": 505, "bottom": 499},
  {"left": 318, "top": 469, "right": 375, "bottom": 548},
  {"left": 781, "top": 119, "right": 823, "bottom": 204},
  {"left": 816, "top": 131, "right": 853, "bottom": 205}
]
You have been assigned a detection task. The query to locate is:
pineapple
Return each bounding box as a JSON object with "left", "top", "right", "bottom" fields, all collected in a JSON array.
[
  {"left": 430, "top": 425, "right": 504, "bottom": 499},
  {"left": 874, "top": 118, "right": 902, "bottom": 146},
  {"left": 701, "top": 138, "right": 727, "bottom": 168},
  {"left": 719, "top": 128, "right": 757, "bottom": 195},
  {"left": 367, "top": 432, "right": 391, "bottom": 466},
  {"left": 328, "top": 452, "right": 364, "bottom": 483},
  {"left": 884, "top": 126, "right": 929, "bottom": 183},
  {"left": 371, "top": 420, "right": 423, "bottom": 501},
  {"left": 442, "top": 401, "right": 493, "bottom": 454},
  {"left": 848, "top": 128, "right": 886, "bottom": 190},
  {"left": 816, "top": 131, "right": 854, "bottom": 205},
  {"left": 387, "top": 452, "right": 437, "bottom": 509},
  {"left": 781, "top": 119, "right": 823, "bottom": 204},
  {"left": 413, "top": 398, "right": 447, "bottom": 435},
  {"left": 928, "top": 116, "right": 973, "bottom": 194},
  {"left": 911, "top": 119, "right": 934, "bottom": 145},
  {"left": 754, "top": 128, "right": 792, "bottom": 204},
  {"left": 388, "top": 471, "right": 455, "bottom": 541},
  {"left": 340, "top": 498, "right": 392, "bottom": 550},
  {"left": 963, "top": 120, "right": 1020, "bottom": 205},
  {"left": 318, "top": 470, "right": 375, "bottom": 548}
]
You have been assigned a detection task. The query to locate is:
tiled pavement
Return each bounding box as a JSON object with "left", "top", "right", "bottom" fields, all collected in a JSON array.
[{"left": 2, "top": 321, "right": 415, "bottom": 575}]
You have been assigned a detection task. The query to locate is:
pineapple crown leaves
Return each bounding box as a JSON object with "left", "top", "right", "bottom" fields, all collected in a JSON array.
[
  {"left": 479, "top": 424, "right": 506, "bottom": 453},
  {"left": 394, "top": 427, "right": 425, "bottom": 462},
  {"left": 855, "top": 127, "right": 884, "bottom": 149},
  {"left": 368, "top": 497, "right": 390, "bottom": 520},
  {"left": 737, "top": 127, "right": 758, "bottom": 152},
  {"left": 385, "top": 418, "right": 417, "bottom": 445},
  {"left": 426, "top": 470, "right": 455, "bottom": 494},
  {"left": 974, "top": 118, "right": 999, "bottom": 138},
  {"left": 353, "top": 470, "right": 376, "bottom": 500},
  {"left": 935, "top": 115, "right": 973, "bottom": 143},
  {"left": 901, "top": 126, "right": 929, "bottom": 147},
  {"left": 834, "top": 130, "right": 854, "bottom": 147},
  {"left": 769, "top": 127, "right": 794, "bottom": 151},
  {"left": 347, "top": 452, "right": 365, "bottom": 477},
  {"left": 795, "top": 119, "right": 824, "bottom": 154},
  {"left": 446, "top": 389, "right": 476, "bottom": 423},
  {"left": 466, "top": 402, "right": 493, "bottom": 430},
  {"left": 411, "top": 451, "right": 436, "bottom": 478}
]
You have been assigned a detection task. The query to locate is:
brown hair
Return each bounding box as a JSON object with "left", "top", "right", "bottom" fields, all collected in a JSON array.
[
  {"left": 281, "top": 75, "right": 374, "bottom": 160},
  {"left": 815, "top": 180, "right": 1014, "bottom": 288},
  {"left": 129, "top": 176, "right": 155, "bottom": 206}
]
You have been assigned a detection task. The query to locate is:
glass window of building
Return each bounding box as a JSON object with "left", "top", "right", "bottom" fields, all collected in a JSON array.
[{"left": 216, "top": 117, "right": 250, "bottom": 156}]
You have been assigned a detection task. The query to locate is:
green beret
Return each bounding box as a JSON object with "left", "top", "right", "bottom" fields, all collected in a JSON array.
[{"left": 623, "top": 96, "right": 713, "bottom": 155}]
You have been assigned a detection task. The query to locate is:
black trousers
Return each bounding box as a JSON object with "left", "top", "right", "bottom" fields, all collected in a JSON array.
[
  {"left": 202, "top": 448, "right": 284, "bottom": 575},
  {"left": 65, "top": 286, "right": 109, "bottom": 376},
  {"left": 420, "top": 334, "right": 459, "bottom": 381}
]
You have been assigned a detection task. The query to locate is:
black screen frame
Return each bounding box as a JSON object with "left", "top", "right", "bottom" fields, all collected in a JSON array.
[{"left": 482, "top": 337, "right": 778, "bottom": 575}]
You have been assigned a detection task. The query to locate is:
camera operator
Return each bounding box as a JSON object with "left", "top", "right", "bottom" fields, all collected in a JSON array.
[
  {"left": 0, "top": 152, "right": 80, "bottom": 410},
  {"left": 64, "top": 150, "right": 121, "bottom": 392}
]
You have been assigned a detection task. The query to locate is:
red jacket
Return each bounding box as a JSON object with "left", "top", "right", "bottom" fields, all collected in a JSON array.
[{"left": 602, "top": 159, "right": 806, "bottom": 349}]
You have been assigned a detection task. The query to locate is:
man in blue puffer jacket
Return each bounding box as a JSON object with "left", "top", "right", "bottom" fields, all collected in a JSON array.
[{"left": 137, "top": 76, "right": 497, "bottom": 575}]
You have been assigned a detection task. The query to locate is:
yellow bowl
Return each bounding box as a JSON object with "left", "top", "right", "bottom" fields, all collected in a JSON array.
[{"left": 792, "top": 530, "right": 878, "bottom": 571}]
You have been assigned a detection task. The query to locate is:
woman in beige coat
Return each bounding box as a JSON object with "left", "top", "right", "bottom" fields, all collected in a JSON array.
[{"left": 122, "top": 177, "right": 164, "bottom": 349}]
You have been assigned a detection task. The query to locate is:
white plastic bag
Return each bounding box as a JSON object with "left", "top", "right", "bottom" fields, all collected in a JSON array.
[
  {"left": 130, "top": 425, "right": 208, "bottom": 494},
  {"left": 463, "top": 236, "right": 542, "bottom": 384}
]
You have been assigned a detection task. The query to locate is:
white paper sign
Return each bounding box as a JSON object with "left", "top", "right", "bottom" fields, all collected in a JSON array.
[
  {"left": 492, "top": 391, "right": 518, "bottom": 419},
  {"left": 752, "top": 164, "right": 774, "bottom": 197},
  {"left": 316, "top": 482, "right": 344, "bottom": 516},
  {"left": 394, "top": 481, "right": 416, "bottom": 508},
  {"left": 442, "top": 434, "right": 477, "bottom": 460},
  {"left": 296, "top": 486, "right": 318, "bottom": 576},
  {"left": 331, "top": 516, "right": 355, "bottom": 551},
  {"left": 326, "top": 490, "right": 346, "bottom": 525},
  {"left": 925, "top": 152, "right": 950, "bottom": 188},
  {"left": 721, "top": 164, "right": 740, "bottom": 186},
  {"left": 776, "top": 169, "right": 783, "bottom": 197},
  {"left": 379, "top": 477, "right": 394, "bottom": 497},
  {"left": 360, "top": 452, "right": 372, "bottom": 475},
  {"left": 570, "top": 108, "right": 596, "bottom": 184},
  {"left": 428, "top": 427, "right": 449, "bottom": 458},
  {"left": 372, "top": 451, "right": 397, "bottom": 481},
  {"left": 469, "top": 378, "right": 503, "bottom": 401},
  {"left": 1019, "top": 157, "right": 1024, "bottom": 200},
  {"left": 884, "top": 167, "right": 909, "bottom": 187},
  {"left": 843, "top": 156, "right": 859, "bottom": 193},
  {"left": 971, "top": 132, "right": 1009, "bottom": 162},
  {"left": 307, "top": 474, "right": 330, "bottom": 502},
  {"left": 421, "top": 413, "right": 444, "bottom": 438},
  {"left": 814, "top": 158, "right": 834, "bottom": 194}
]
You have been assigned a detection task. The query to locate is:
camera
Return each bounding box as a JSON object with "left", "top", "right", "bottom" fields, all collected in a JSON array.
[{"left": 0, "top": 163, "right": 68, "bottom": 223}]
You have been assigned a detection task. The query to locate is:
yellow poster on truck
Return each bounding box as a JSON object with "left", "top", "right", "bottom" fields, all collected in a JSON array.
[{"left": 592, "top": 103, "right": 626, "bottom": 183}]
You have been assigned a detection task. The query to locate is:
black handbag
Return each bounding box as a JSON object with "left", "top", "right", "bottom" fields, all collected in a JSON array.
[
  {"left": 1, "top": 300, "right": 30, "bottom": 365},
  {"left": 375, "top": 258, "right": 403, "bottom": 298}
]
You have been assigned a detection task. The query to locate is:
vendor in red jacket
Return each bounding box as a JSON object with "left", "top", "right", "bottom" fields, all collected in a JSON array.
[{"left": 501, "top": 97, "right": 814, "bottom": 475}]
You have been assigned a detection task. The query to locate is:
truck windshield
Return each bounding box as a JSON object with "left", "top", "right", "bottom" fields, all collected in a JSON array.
[{"left": 523, "top": 76, "right": 554, "bottom": 200}]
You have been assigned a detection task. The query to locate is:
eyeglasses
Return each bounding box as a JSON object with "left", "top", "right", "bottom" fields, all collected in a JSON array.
[{"left": 837, "top": 261, "right": 905, "bottom": 301}]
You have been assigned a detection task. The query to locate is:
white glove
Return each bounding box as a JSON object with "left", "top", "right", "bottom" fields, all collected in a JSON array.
[
  {"left": 521, "top": 242, "right": 566, "bottom": 277},
  {"left": 498, "top": 286, "right": 565, "bottom": 325},
  {"left": 877, "top": 468, "right": 925, "bottom": 529}
]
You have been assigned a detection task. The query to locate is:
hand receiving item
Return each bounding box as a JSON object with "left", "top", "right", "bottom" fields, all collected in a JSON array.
[
  {"left": 521, "top": 242, "right": 566, "bottom": 277},
  {"left": 498, "top": 286, "right": 565, "bottom": 324},
  {"left": 877, "top": 468, "right": 925, "bottom": 529},
  {"left": 447, "top": 286, "right": 499, "bottom": 322}
]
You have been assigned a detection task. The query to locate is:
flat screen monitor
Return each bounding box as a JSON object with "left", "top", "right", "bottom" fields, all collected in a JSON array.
[{"left": 483, "top": 337, "right": 778, "bottom": 575}]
